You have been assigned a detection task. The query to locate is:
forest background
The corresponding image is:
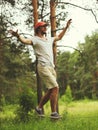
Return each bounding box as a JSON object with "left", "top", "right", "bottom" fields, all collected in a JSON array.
[{"left": 0, "top": 0, "right": 98, "bottom": 123}]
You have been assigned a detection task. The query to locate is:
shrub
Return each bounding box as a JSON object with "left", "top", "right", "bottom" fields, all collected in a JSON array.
[
  {"left": 0, "top": 94, "right": 6, "bottom": 111},
  {"left": 15, "top": 88, "right": 37, "bottom": 121},
  {"left": 61, "top": 85, "right": 73, "bottom": 104}
]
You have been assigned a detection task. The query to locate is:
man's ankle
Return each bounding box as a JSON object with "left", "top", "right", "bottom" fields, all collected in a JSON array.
[
  {"left": 51, "top": 112, "right": 57, "bottom": 114},
  {"left": 37, "top": 107, "right": 42, "bottom": 111}
]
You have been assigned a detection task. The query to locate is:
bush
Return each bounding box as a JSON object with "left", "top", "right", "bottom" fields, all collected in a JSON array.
[
  {"left": 16, "top": 88, "right": 37, "bottom": 121},
  {"left": 61, "top": 85, "right": 73, "bottom": 104},
  {"left": 0, "top": 94, "right": 6, "bottom": 111}
]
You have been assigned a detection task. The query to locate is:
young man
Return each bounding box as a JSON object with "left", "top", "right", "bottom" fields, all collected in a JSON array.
[{"left": 9, "top": 19, "right": 72, "bottom": 119}]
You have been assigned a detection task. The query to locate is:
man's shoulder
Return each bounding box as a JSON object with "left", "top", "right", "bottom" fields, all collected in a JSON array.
[
  {"left": 31, "top": 36, "right": 38, "bottom": 42},
  {"left": 47, "top": 36, "right": 55, "bottom": 40}
]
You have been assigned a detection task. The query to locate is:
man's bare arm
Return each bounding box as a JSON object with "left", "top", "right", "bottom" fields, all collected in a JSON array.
[
  {"left": 54, "top": 19, "right": 72, "bottom": 42},
  {"left": 9, "top": 30, "right": 33, "bottom": 45}
]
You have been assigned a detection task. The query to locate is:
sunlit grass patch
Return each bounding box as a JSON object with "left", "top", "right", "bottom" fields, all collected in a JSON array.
[
  {"left": 67, "top": 100, "right": 98, "bottom": 116},
  {"left": 0, "top": 104, "right": 17, "bottom": 119},
  {"left": 1, "top": 100, "right": 98, "bottom": 130}
]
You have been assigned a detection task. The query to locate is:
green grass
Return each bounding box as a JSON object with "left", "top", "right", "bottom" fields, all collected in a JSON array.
[
  {"left": 0, "top": 104, "right": 16, "bottom": 119},
  {"left": 1, "top": 100, "right": 98, "bottom": 130}
]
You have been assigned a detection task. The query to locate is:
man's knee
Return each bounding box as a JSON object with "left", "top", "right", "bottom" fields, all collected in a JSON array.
[{"left": 50, "top": 87, "right": 59, "bottom": 97}]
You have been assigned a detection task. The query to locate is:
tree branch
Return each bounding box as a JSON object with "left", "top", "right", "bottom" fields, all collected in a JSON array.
[
  {"left": 57, "top": 45, "right": 83, "bottom": 58},
  {"left": 57, "top": 2, "right": 98, "bottom": 23},
  {"left": 1, "top": 33, "right": 33, "bottom": 41},
  {"left": 40, "top": 0, "right": 45, "bottom": 20},
  {"left": 57, "top": 45, "right": 81, "bottom": 53}
]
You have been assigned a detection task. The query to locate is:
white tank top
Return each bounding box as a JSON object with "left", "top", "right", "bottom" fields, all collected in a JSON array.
[{"left": 32, "top": 36, "right": 55, "bottom": 67}]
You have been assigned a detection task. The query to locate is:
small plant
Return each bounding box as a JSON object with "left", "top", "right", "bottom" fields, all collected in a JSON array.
[
  {"left": 61, "top": 85, "right": 73, "bottom": 104},
  {"left": 16, "top": 88, "right": 37, "bottom": 121},
  {"left": 0, "top": 94, "right": 6, "bottom": 111}
]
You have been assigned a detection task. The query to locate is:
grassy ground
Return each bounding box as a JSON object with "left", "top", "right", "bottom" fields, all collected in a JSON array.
[{"left": 1, "top": 100, "right": 98, "bottom": 130}]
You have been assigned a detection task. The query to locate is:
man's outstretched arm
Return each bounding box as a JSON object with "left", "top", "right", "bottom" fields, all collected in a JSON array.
[
  {"left": 54, "top": 19, "right": 72, "bottom": 42},
  {"left": 9, "top": 30, "right": 33, "bottom": 45}
]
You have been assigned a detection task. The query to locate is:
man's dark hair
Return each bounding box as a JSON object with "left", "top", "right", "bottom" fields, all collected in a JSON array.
[{"left": 35, "top": 27, "right": 40, "bottom": 34}]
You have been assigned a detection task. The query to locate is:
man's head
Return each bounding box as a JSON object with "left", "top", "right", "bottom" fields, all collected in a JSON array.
[{"left": 34, "top": 21, "right": 49, "bottom": 35}]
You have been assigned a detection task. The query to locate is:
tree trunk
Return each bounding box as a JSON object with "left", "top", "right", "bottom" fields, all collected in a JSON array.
[
  {"left": 50, "top": 0, "right": 59, "bottom": 113},
  {"left": 32, "top": 0, "right": 43, "bottom": 105},
  {"left": 32, "top": 0, "right": 38, "bottom": 27},
  {"left": 50, "top": 0, "right": 57, "bottom": 66}
]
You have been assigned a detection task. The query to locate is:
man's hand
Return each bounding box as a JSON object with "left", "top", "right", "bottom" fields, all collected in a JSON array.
[
  {"left": 8, "top": 29, "right": 19, "bottom": 38},
  {"left": 54, "top": 19, "right": 72, "bottom": 41},
  {"left": 66, "top": 19, "right": 72, "bottom": 28},
  {"left": 9, "top": 29, "right": 33, "bottom": 45}
]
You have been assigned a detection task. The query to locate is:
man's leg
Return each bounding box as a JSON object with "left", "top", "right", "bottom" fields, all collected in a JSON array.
[
  {"left": 50, "top": 87, "right": 61, "bottom": 119},
  {"left": 50, "top": 87, "right": 59, "bottom": 112},
  {"left": 37, "top": 87, "right": 59, "bottom": 111},
  {"left": 38, "top": 89, "right": 51, "bottom": 109},
  {"left": 35, "top": 89, "right": 51, "bottom": 116}
]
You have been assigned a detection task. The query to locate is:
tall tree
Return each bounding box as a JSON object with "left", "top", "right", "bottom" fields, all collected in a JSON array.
[
  {"left": 32, "top": 0, "right": 43, "bottom": 106},
  {"left": 50, "top": 0, "right": 57, "bottom": 65},
  {"left": 0, "top": 1, "right": 36, "bottom": 103}
]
